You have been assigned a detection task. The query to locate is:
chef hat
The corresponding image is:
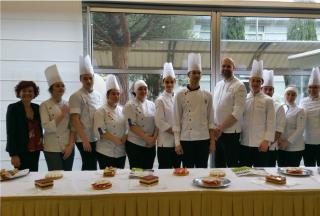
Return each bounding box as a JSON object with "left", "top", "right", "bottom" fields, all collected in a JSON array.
[
  {"left": 284, "top": 85, "right": 298, "bottom": 95},
  {"left": 308, "top": 67, "right": 320, "bottom": 86},
  {"left": 188, "top": 53, "right": 202, "bottom": 72},
  {"left": 105, "top": 74, "right": 120, "bottom": 93},
  {"left": 250, "top": 59, "right": 263, "bottom": 79},
  {"left": 134, "top": 80, "right": 147, "bottom": 93},
  {"left": 79, "top": 55, "right": 94, "bottom": 76},
  {"left": 44, "top": 64, "right": 63, "bottom": 87},
  {"left": 261, "top": 69, "right": 274, "bottom": 87},
  {"left": 163, "top": 62, "right": 175, "bottom": 79}
]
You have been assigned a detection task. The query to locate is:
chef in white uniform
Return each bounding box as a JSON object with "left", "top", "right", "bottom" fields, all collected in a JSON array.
[
  {"left": 213, "top": 58, "right": 246, "bottom": 168},
  {"left": 69, "top": 55, "right": 103, "bottom": 170},
  {"left": 173, "top": 53, "right": 215, "bottom": 168},
  {"left": 278, "top": 86, "right": 305, "bottom": 167},
  {"left": 261, "top": 69, "right": 286, "bottom": 167},
  {"left": 155, "top": 62, "right": 181, "bottom": 169},
  {"left": 240, "top": 60, "right": 275, "bottom": 167},
  {"left": 40, "top": 64, "right": 76, "bottom": 171},
  {"left": 93, "top": 75, "right": 127, "bottom": 169},
  {"left": 300, "top": 67, "right": 320, "bottom": 166},
  {"left": 123, "top": 80, "right": 157, "bottom": 169}
]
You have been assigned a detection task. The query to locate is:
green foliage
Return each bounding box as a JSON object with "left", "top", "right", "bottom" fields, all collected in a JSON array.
[
  {"left": 287, "top": 19, "right": 317, "bottom": 41},
  {"left": 221, "top": 17, "right": 245, "bottom": 40}
]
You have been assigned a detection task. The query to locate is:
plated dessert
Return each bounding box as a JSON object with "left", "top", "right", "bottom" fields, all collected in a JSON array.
[
  {"left": 209, "top": 169, "right": 226, "bottom": 177},
  {"left": 103, "top": 167, "right": 116, "bottom": 177},
  {"left": 91, "top": 180, "right": 112, "bottom": 190},
  {"left": 265, "top": 175, "right": 286, "bottom": 185},
  {"left": 286, "top": 168, "right": 303, "bottom": 175},
  {"left": 139, "top": 175, "right": 159, "bottom": 186},
  {"left": 35, "top": 178, "right": 54, "bottom": 189},
  {"left": 201, "top": 177, "right": 222, "bottom": 186},
  {"left": 0, "top": 168, "right": 19, "bottom": 180},
  {"left": 45, "top": 171, "right": 63, "bottom": 180},
  {"left": 173, "top": 168, "right": 189, "bottom": 176}
]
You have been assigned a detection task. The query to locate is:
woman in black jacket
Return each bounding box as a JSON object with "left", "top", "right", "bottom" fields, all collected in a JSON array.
[{"left": 6, "top": 81, "right": 43, "bottom": 171}]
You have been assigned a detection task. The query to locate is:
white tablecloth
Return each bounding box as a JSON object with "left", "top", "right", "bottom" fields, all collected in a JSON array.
[{"left": 1, "top": 168, "right": 320, "bottom": 216}]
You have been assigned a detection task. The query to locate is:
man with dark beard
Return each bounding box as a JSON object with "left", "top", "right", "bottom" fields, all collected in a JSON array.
[{"left": 213, "top": 58, "right": 246, "bottom": 167}]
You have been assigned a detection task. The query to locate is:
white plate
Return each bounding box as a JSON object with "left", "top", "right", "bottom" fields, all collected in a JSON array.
[
  {"left": 0, "top": 169, "right": 30, "bottom": 181},
  {"left": 193, "top": 177, "right": 231, "bottom": 189},
  {"left": 278, "top": 167, "right": 312, "bottom": 177}
]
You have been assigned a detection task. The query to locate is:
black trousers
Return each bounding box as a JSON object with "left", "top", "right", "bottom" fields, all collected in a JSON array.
[
  {"left": 125, "top": 140, "right": 155, "bottom": 169},
  {"left": 303, "top": 144, "right": 320, "bottom": 167},
  {"left": 157, "top": 147, "right": 182, "bottom": 169},
  {"left": 96, "top": 152, "right": 126, "bottom": 169},
  {"left": 18, "top": 150, "right": 41, "bottom": 171},
  {"left": 239, "top": 145, "right": 268, "bottom": 167},
  {"left": 215, "top": 133, "right": 240, "bottom": 168},
  {"left": 76, "top": 141, "right": 97, "bottom": 170},
  {"left": 278, "top": 150, "right": 303, "bottom": 167},
  {"left": 267, "top": 150, "right": 278, "bottom": 167},
  {"left": 180, "top": 139, "right": 210, "bottom": 168}
]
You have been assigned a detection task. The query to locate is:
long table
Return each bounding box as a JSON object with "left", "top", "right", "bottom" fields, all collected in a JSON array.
[{"left": 1, "top": 168, "right": 320, "bottom": 216}]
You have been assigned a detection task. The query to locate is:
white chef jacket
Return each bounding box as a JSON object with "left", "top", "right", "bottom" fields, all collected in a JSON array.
[
  {"left": 300, "top": 96, "right": 320, "bottom": 144},
  {"left": 123, "top": 98, "right": 156, "bottom": 147},
  {"left": 269, "top": 99, "right": 286, "bottom": 151},
  {"left": 93, "top": 104, "right": 126, "bottom": 158},
  {"left": 173, "top": 87, "right": 214, "bottom": 145},
  {"left": 155, "top": 91, "right": 175, "bottom": 148},
  {"left": 40, "top": 98, "right": 71, "bottom": 152},
  {"left": 213, "top": 76, "right": 246, "bottom": 133},
  {"left": 69, "top": 87, "right": 103, "bottom": 142},
  {"left": 281, "top": 103, "right": 305, "bottom": 152},
  {"left": 241, "top": 92, "right": 276, "bottom": 148}
]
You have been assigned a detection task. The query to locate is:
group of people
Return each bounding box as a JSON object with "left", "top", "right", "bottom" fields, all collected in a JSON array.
[{"left": 5, "top": 53, "right": 320, "bottom": 172}]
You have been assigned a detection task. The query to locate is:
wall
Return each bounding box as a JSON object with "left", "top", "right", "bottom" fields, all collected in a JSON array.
[{"left": 0, "top": 1, "right": 83, "bottom": 170}]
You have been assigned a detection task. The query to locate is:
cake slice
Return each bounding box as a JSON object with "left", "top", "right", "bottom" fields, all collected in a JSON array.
[{"left": 139, "top": 175, "right": 159, "bottom": 186}]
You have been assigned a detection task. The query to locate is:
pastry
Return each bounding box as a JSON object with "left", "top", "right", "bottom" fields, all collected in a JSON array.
[
  {"left": 103, "top": 167, "right": 116, "bottom": 177},
  {"left": 173, "top": 168, "right": 189, "bottom": 176},
  {"left": 209, "top": 169, "right": 226, "bottom": 177},
  {"left": 35, "top": 178, "right": 54, "bottom": 189},
  {"left": 45, "top": 171, "right": 63, "bottom": 180},
  {"left": 139, "top": 175, "right": 159, "bottom": 186},
  {"left": 91, "top": 180, "right": 112, "bottom": 190},
  {"left": 202, "top": 177, "right": 222, "bottom": 186},
  {"left": 265, "top": 175, "right": 286, "bottom": 185}
]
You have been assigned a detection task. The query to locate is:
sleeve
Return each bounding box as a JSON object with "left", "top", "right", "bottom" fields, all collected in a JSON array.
[
  {"left": 231, "top": 84, "right": 247, "bottom": 121},
  {"left": 207, "top": 92, "right": 214, "bottom": 129},
  {"left": 123, "top": 102, "right": 137, "bottom": 126},
  {"left": 173, "top": 93, "right": 182, "bottom": 133},
  {"left": 155, "top": 98, "right": 171, "bottom": 132},
  {"left": 93, "top": 108, "right": 105, "bottom": 140},
  {"left": 6, "top": 104, "right": 18, "bottom": 156},
  {"left": 40, "top": 102, "right": 57, "bottom": 133},
  {"left": 264, "top": 99, "right": 276, "bottom": 142},
  {"left": 276, "top": 105, "right": 286, "bottom": 133},
  {"left": 69, "top": 93, "right": 81, "bottom": 114},
  {"left": 287, "top": 109, "right": 306, "bottom": 144}
]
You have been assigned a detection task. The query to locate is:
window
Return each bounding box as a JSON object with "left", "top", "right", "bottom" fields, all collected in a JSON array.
[
  {"left": 90, "top": 12, "right": 212, "bottom": 103},
  {"left": 221, "top": 16, "right": 320, "bottom": 103}
]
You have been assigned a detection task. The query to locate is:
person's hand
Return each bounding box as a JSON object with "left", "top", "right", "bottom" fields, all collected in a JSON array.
[
  {"left": 209, "top": 139, "right": 216, "bottom": 153},
  {"left": 11, "top": 155, "right": 20, "bottom": 168},
  {"left": 259, "top": 140, "right": 269, "bottom": 152},
  {"left": 145, "top": 135, "right": 156, "bottom": 147},
  {"left": 63, "top": 144, "right": 74, "bottom": 160},
  {"left": 166, "top": 128, "right": 174, "bottom": 135},
  {"left": 114, "top": 137, "right": 123, "bottom": 146},
  {"left": 278, "top": 138, "right": 289, "bottom": 150},
  {"left": 175, "top": 144, "right": 184, "bottom": 155},
  {"left": 60, "top": 105, "right": 69, "bottom": 116},
  {"left": 213, "top": 128, "right": 222, "bottom": 138},
  {"left": 82, "top": 139, "right": 92, "bottom": 152}
]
